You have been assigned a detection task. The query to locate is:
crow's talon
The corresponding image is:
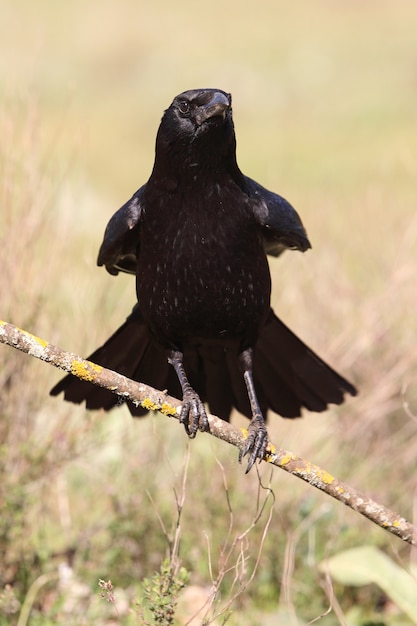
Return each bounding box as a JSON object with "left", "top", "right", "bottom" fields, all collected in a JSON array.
[
  {"left": 239, "top": 420, "right": 269, "bottom": 473},
  {"left": 179, "top": 389, "right": 208, "bottom": 438}
]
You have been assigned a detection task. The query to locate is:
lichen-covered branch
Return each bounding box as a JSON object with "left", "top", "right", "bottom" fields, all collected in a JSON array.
[{"left": 1, "top": 319, "right": 415, "bottom": 546}]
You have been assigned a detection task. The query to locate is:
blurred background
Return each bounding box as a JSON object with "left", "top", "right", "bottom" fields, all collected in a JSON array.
[{"left": 1, "top": 1, "right": 416, "bottom": 624}]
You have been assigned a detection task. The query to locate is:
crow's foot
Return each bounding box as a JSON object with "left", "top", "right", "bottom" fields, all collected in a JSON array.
[
  {"left": 179, "top": 388, "right": 209, "bottom": 438},
  {"left": 239, "top": 418, "right": 268, "bottom": 473}
]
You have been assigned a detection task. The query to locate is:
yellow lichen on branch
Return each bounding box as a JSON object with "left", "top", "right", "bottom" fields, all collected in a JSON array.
[
  {"left": 0, "top": 318, "right": 416, "bottom": 546},
  {"left": 71, "top": 359, "right": 103, "bottom": 382},
  {"left": 160, "top": 402, "right": 178, "bottom": 416}
]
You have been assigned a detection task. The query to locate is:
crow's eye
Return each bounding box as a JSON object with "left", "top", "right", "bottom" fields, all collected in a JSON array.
[{"left": 177, "top": 100, "right": 190, "bottom": 115}]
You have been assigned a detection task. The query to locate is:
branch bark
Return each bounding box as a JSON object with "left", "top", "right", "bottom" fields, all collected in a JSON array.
[{"left": 1, "top": 319, "right": 415, "bottom": 546}]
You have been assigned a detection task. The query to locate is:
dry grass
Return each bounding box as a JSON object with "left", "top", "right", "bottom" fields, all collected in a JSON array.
[{"left": 1, "top": 1, "right": 417, "bottom": 624}]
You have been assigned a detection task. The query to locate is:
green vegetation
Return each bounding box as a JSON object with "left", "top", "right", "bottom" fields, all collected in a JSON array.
[{"left": 1, "top": 1, "right": 417, "bottom": 623}]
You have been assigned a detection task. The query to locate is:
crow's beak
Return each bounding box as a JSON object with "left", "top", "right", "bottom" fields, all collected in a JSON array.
[{"left": 195, "top": 92, "right": 230, "bottom": 126}]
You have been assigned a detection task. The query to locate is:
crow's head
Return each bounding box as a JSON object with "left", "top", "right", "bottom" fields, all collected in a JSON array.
[
  {"left": 170, "top": 89, "right": 232, "bottom": 130},
  {"left": 154, "top": 89, "right": 238, "bottom": 173}
]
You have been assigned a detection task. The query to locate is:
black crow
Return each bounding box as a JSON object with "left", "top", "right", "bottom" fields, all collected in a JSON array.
[{"left": 51, "top": 89, "right": 356, "bottom": 472}]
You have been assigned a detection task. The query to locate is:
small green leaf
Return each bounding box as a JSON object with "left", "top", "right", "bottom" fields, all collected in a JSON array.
[{"left": 319, "top": 546, "right": 417, "bottom": 624}]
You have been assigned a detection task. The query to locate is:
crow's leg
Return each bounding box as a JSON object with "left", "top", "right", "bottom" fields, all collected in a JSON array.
[
  {"left": 168, "top": 350, "right": 209, "bottom": 437},
  {"left": 238, "top": 348, "right": 269, "bottom": 473}
]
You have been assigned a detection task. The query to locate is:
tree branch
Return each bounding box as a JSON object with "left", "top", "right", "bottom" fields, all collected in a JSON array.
[{"left": 1, "top": 319, "right": 415, "bottom": 546}]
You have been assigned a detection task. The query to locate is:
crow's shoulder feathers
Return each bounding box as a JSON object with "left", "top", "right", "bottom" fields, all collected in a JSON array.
[
  {"left": 243, "top": 176, "right": 311, "bottom": 256},
  {"left": 97, "top": 186, "right": 145, "bottom": 275}
]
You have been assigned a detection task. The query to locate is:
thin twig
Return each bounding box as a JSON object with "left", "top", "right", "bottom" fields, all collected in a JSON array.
[{"left": 1, "top": 319, "right": 416, "bottom": 546}]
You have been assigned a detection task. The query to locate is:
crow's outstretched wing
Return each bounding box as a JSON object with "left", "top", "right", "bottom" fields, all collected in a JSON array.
[
  {"left": 97, "top": 176, "right": 309, "bottom": 277},
  {"left": 244, "top": 176, "right": 311, "bottom": 256},
  {"left": 97, "top": 186, "right": 145, "bottom": 275}
]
